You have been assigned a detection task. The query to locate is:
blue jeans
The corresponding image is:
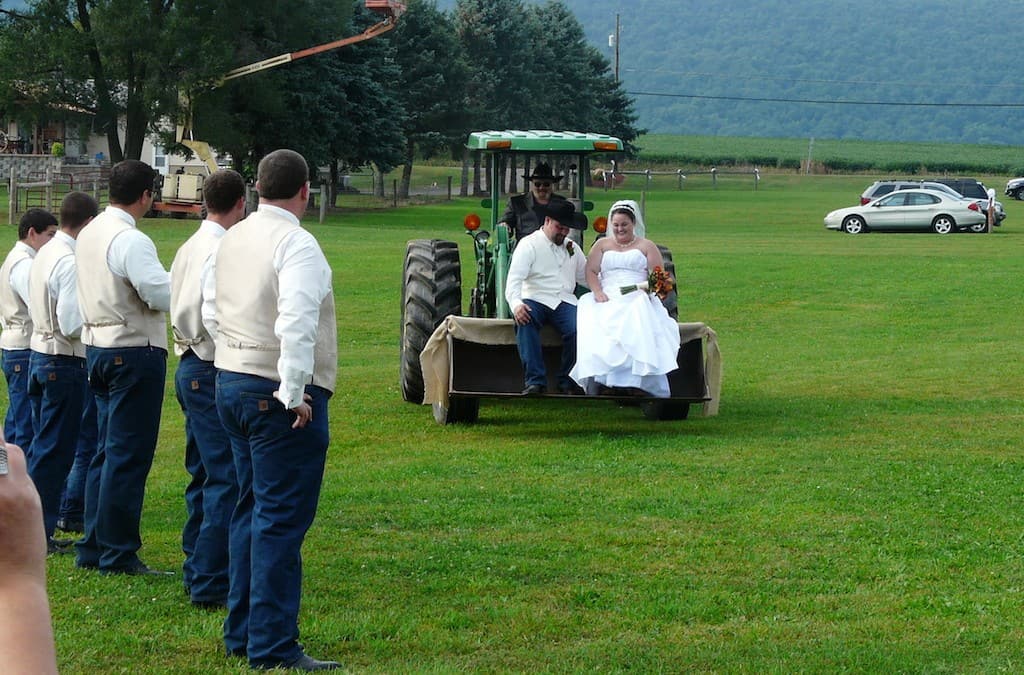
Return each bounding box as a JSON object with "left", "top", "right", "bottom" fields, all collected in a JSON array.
[
  {"left": 76, "top": 345, "right": 167, "bottom": 571},
  {"left": 514, "top": 299, "right": 577, "bottom": 389},
  {"left": 216, "top": 370, "right": 330, "bottom": 667},
  {"left": 176, "top": 352, "right": 236, "bottom": 603},
  {"left": 26, "top": 352, "right": 88, "bottom": 539},
  {"left": 2, "top": 348, "right": 34, "bottom": 451},
  {"left": 58, "top": 392, "right": 98, "bottom": 526}
]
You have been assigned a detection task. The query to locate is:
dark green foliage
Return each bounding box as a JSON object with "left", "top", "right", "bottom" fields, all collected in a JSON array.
[
  {"left": 529, "top": 1, "right": 642, "bottom": 151},
  {"left": 453, "top": 0, "right": 641, "bottom": 153},
  {"left": 192, "top": 0, "right": 404, "bottom": 181},
  {"left": 0, "top": 0, "right": 288, "bottom": 162},
  {"left": 637, "top": 134, "right": 1024, "bottom": 175},
  {"left": 389, "top": 0, "right": 471, "bottom": 197}
]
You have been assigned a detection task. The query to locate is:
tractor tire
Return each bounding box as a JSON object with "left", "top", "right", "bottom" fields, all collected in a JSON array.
[
  {"left": 400, "top": 239, "right": 462, "bottom": 403},
  {"left": 656, "top": 244, "right": 679, "bottom": 319},
  {"left": 641, "top": 400, "right": 691, "bottom": 421},
  {"left": 432, "top": 397, "right": 480, "bottom": 425}
]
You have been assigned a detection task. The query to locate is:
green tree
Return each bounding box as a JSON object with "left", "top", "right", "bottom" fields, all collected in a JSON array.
[
  {"left": 0, "top": 1, "right": 247, "bottom": 161},
  {"left": 530, "top": 2, "right": 642, "bottom": 154},
  {"left": 193, "top": 0, "right": 406, "bottom": 196},
  {"left": 454, "top": 0, "right": 534, "bottom": 195},
  {"left": 453, "top": 0, "right": 533, "bottom": 131},
  {"left": 389, "top": 0, "right": 469, "bottom": 198},
  {"left": 0, "top": 0, "right": 354, "bottom": 163}
]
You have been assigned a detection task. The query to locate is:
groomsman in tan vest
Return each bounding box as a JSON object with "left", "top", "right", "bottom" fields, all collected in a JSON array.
[
  {"left": 26, "top": 192, "right": 98, "bottom": 554},
  {"left": 170, "top": 169, "right": 245, "bottom": 607},
  {"left": 74, "top": 159, "right": 172, "bottom": 576},
  {"left": 0, "top": 209, "right": 57, "bottom": 451},
  {"left": 209, "top": 149, "right": 338, "bottom": 671}
]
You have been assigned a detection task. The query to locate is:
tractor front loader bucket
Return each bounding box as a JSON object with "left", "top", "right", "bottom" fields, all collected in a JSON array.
[{"left": 420, "top": 316, "right": 720, "bottom": 425}]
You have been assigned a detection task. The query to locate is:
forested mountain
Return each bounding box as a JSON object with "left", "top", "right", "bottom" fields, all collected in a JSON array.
[{"left": 436, "top": 0, "right": 1024, "bottom": 145}]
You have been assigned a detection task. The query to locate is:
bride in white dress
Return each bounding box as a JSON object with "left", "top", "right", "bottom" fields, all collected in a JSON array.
[{"left": 570, "top": 200, "right": 680, "bottom": 397}]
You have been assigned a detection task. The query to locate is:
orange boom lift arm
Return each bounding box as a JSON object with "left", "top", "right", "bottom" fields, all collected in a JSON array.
[{"left": 177, "top": 0, "right": 405, "bottom": 172}]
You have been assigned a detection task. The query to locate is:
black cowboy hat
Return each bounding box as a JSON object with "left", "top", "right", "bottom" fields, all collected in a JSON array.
[
  {"left": 542, "top": 199, "right": 586, "bottom": 230},
  {"left": 522, "top": 162, "right": 563, "bottom": 182}
]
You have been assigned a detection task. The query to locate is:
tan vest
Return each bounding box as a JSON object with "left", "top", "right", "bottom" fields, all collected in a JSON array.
[
  {"left": 0, "top": 243, "right": 34, "bottom": 350},
  {"left": 76, "top": 212, "right": 168, "bottom": 350},
  {"left": 170, "top": 226, "right": 220, "bottom": 361},
  {"left": 29, "top": 234, "right": 84, "bottom": 357},
  {"left": 214, "top": 210, "right": 337, "bottom": 393}
]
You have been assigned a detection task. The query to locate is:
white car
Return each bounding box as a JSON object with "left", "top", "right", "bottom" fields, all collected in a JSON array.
[
  {"left": 825, "top": 188, "right": 987, "bottom": 235},
  {"left": 1006, "top": 177, "right": 1024, "bottom": 200}
]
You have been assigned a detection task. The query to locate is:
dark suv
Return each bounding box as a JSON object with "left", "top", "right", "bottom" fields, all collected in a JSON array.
[
  {"left": 930, "top": 178, "right": 1005, "bottom": 224},
  {"left": 932, "top": 178, "right": 987, "bottom": 200}
]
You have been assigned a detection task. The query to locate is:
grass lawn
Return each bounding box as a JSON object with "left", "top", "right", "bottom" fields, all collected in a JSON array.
[{"left": 16, "top": 173, "right": 1024, "bottom": 672}]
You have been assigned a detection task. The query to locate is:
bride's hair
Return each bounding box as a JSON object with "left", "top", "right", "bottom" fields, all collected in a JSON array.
[{"left": 610, "top": 205, "right": 636, "bottom": 222}]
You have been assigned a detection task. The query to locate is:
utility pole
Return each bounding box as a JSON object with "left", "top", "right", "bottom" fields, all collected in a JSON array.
[{"left": 608, "top": 14, "right": 620, "bottom": 81}]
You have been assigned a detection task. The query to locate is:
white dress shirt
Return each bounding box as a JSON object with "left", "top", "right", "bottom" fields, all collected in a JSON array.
[
  {"left": 8, "top": 241, "right": 35, "bottom": 307},
  {"left": 505, "top": 229, "right": 587, "bottom": 311},
  {"left": 103, "top": 206, "right": 171, "bottom": 312},
  {"left": 205, "top": 204, "right": 332, "bottom": 410},
  {"left": 199, "top": 240, "right": 222, "bottom": 340},
  {"left": 189, "top": 219, "right": 228, "bottom": 341},
  {"left": 46, "top": 231, "right": 83, "bottom": 338}
]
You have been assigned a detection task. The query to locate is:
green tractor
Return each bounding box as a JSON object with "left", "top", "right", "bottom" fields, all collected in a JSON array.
[{"left": 400, "top": 130, "right": 720, "bottom": 424}]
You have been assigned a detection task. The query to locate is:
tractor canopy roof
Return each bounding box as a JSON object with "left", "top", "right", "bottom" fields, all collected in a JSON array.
[{"left": 466, "top": 130, "right": 623, "bottom": 154}]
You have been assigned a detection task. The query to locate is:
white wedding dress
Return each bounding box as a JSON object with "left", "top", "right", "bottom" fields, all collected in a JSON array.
[{"left": 570, "top": 248, "right": 681, "bottom": 397}]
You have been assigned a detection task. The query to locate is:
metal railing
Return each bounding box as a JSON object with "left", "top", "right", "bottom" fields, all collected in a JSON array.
[
  {"left": 7, "top": 167, "right": 109, "bottom": 223},
  {"left": 595, "top": 167, "right": 762, "bottom": 192}
]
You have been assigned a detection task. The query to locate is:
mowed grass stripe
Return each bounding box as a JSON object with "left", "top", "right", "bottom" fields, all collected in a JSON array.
[{"left": 19, "top": 172, "right": 1024, "bottom": 672}]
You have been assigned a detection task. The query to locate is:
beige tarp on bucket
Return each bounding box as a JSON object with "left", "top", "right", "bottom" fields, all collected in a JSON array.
[{"left": 420, "top": 315, "right": 721, "bottom": 416}]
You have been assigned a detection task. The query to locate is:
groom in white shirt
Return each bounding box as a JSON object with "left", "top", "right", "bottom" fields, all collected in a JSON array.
[{"left": 504, "top": 199, "right": 587, "bottom": 395}]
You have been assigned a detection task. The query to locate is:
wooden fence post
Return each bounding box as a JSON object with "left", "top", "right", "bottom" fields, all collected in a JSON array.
[
  {"left": 8, "top": 168, "right": 14, "bottom": 225},
  {"left": 45, "top": 166, "right": 53, "bottom": 211},
  {"left": 7, "top": 167, "right": 14, "bottom": 225}
]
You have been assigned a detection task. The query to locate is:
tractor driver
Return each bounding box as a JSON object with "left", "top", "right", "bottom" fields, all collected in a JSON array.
[{"left": 500, "top": 162, "right": 565, "bottom": 240}]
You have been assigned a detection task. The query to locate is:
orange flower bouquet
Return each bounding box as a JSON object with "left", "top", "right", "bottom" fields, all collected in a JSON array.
[{"left": 619, "top": 266, "right": 674, "bottom": 299}]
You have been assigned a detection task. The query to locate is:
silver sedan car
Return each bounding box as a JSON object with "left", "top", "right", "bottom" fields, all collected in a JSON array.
[{"left": 825, "top": 189, "right": 987, "bottom": 235}]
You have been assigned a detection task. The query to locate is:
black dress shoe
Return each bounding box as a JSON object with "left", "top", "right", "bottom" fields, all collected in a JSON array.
[
  {"left": 281, "top": 653, "right": 341, "bottom": 671},
  {"left": 191, "top": 598, "right": 228, "bottom": 610},
  {"left": 47, "top": 538, "right": 74, "bottom": 555},
  {"left": 522, "top": 384, "right": 545, "bottom": 395},
  {"left": 557, "top": 383, "right": 583, "bottom": 395},
  {"left": 100, "top": 563, "right": 175, "bottom": 577},
  {"left": 253, "top": 653, "right": 341, "bottom": 671}
]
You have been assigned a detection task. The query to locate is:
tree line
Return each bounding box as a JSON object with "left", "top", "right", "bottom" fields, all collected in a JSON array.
[{"left": 0, "top": 0, "right": 641, "bottom": 198}]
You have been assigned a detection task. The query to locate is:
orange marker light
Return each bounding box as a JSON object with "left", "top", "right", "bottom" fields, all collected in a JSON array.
[
  {"left": 592, "top": 216, "right": 608, "bottom": 233},
  {"left": 464, "top": 213, "right": 482, "bottom": 230}
]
